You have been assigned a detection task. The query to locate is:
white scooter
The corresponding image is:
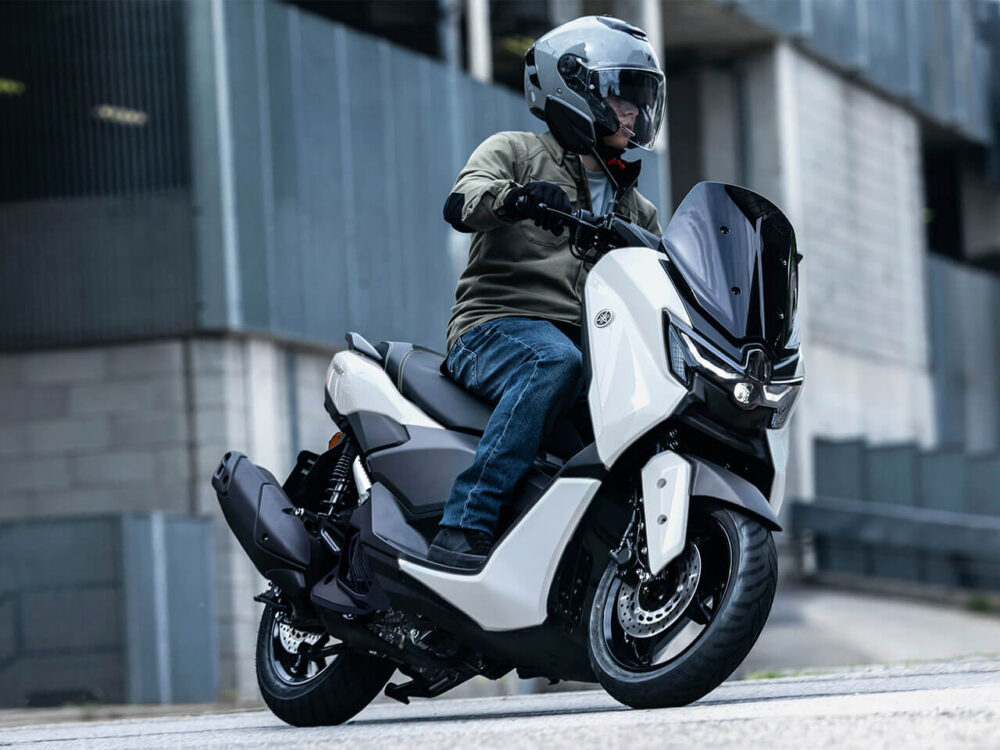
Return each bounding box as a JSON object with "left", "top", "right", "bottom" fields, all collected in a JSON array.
[{"left": 213, "top": 114, "right": 802, "bottom": 726}]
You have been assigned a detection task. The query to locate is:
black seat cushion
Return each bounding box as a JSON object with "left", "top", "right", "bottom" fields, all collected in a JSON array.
[
  {"left": 383, "top": 342, "right": 493, "bottom": 433},
  {"left": 379, "top": 341, "right": 584, "bottom": 459}
]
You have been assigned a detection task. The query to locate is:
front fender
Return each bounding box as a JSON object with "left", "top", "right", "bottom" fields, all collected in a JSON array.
[
  {"left": 641, "top": 452, "right": 781, "bottom": 576},
  {"left": 688, "top": 456, "right": 782, "bottom": 532}
]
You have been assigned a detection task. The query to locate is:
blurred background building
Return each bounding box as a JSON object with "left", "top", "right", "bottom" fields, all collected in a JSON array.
[{"left": 1, "top": 0, "right": 998, "bottom": 707}]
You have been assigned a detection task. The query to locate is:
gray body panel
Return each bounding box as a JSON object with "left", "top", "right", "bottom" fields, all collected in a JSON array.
[
  {"left": 365, "top": 425, "right": 553, "bottom": 522},
  {"left": 366, "top": 426, "right": 479, "bottom": 519},
  {"left": 688, "top": 456, "right": 782, "bottom": 531}
]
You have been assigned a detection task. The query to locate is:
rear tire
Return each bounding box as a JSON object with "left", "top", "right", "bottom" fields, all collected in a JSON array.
[
  {"left": 587, "top": 505, "right": 777, "bottom": 708},
  {"left": 255, "top": 606, "right": 395, "bottom": 726}
]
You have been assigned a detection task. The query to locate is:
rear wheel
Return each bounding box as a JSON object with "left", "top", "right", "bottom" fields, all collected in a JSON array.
[
  {"left": 587, "top": 504, "right": 777, "bottom": 708},
  {"left": 255, "top": 606, "right": 395, "bottom": 726}
]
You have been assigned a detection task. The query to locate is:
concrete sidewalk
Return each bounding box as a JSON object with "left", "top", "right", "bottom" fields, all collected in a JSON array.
[{"left": 739, "top": 580, "right": 1000, "bottom": 677}]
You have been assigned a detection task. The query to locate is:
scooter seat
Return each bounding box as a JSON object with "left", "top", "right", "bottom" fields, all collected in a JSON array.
[
  {"left": 379, "top": 341, "right": 493, "bottom": 433},
  {"left": 377, "top": 341, "right": 585, "bottom": 460}
]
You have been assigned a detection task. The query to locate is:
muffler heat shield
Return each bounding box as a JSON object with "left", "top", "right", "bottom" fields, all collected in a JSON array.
[{"left": 212, "top": 451, "right": 330, "bottom": 598}]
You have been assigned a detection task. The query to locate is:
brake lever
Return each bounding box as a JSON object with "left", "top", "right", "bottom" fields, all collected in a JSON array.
[
  {"left": 536, "top": 203, "right": 594, "bottom": 227},
  {"left": 520, "top": 199, "right": 613, "bottom": 252}
]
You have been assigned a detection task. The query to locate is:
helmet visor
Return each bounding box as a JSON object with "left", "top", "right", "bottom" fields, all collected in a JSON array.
[{"left": 587, "top": 68, "right": 665, "bottom": 150}]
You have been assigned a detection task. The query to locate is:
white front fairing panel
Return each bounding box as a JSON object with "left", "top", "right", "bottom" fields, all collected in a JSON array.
[
  {"left": 585, "top": 247, "right": 691, "bottom": 467},
  {"left": 766, "top": 355, "right": 804, "bottom": 513},
  {"left": 398, "top": 478, "right": 601, "bottom": 631},
  {"left": 766, "top": 422, "right": 790, "bottom": 514},
  {"left": 641, "top": 452, "right": 692, "bottom": 575},
  {"left": 325, "top": 351, "right": 440, "bottom": 429}
]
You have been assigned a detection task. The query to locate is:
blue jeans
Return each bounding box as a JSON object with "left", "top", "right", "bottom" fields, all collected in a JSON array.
[{"left": 440, "top": 317, "right": 585, "bottom": 536}]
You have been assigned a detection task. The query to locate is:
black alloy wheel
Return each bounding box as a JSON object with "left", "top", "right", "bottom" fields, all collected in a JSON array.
[
  {"left": 587, "top": 503, "right": 777, "bottom": 708},
  {"left": 255, "top": 606, "right": 396, "bottom": 726}
]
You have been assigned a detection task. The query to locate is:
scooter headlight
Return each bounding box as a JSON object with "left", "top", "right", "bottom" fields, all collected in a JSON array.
[
  {"left": 666, "top": 324, "right": 742, "bottom": 386},
  {"left": 665, "top": 322, "right": 802, "bottom": 429}
]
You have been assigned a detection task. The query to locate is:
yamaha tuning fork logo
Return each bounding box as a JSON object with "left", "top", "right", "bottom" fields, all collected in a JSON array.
[{"left": 594, "top": 309, "right": 614, "bottom": 328}]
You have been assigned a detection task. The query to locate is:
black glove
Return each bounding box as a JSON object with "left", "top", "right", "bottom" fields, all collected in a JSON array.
[{"left": 502, "top": 181, "right": 573, "bottom": 235}]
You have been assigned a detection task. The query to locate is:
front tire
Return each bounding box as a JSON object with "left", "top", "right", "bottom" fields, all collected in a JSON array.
[
  {"left": 587, "top": 504, "right": 777, "bottom": 708},
  {"left": 255, "top": 606, "right": 395, "bottom": 726}
]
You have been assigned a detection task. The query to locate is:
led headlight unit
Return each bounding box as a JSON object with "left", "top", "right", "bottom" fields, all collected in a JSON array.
[
  {"left": 666, "top": 323, "right": 742, "bottom": 385},
  {"left": 665, "top": 321, "right": 802, "bottom": 429}
]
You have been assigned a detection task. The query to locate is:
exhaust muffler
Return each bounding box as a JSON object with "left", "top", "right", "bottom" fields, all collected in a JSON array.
[{"left": 212, "top": 451, "right": 332, "bottom": 599}]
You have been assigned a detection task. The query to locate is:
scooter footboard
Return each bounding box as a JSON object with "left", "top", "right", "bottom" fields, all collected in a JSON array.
[{"left": 212, "top": 451, "right": 329, "bottom": 598}]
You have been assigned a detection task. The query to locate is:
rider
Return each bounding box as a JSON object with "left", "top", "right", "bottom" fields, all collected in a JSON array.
[{"left": 429, "top": 16, "right": 667, "bottom": 568}]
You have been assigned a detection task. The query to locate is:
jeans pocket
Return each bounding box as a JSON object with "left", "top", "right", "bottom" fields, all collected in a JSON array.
[{"left": 447, "top": 342, "right": 480, "bottom": 391}]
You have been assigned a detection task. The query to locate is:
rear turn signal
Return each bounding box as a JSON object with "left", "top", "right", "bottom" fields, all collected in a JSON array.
[{"left": 328, "top": 432, "right": 344, "bottom": 450}]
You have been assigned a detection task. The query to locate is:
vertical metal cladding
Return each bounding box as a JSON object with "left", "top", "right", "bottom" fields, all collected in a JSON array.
[
  {"left": 0, "top": 0, "right": 189, "bottom": 201},
  {"left": 0, "top": 0, "right": 196, "bottom": 349},
  {"left": 727, "top": 0, "right": 993, "bottom": 145},
  {"left": 0, "top": 2, "right": 669, "bottom": 352}
]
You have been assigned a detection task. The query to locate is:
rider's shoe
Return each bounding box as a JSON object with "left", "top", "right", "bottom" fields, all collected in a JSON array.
[{"left": 427, "top": 527, "right": 493, "bottom": 569}]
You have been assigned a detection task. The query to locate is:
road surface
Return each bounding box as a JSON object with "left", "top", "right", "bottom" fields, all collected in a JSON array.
[{"left": 3, "top": 658, "right": 999, "bottom": 749}]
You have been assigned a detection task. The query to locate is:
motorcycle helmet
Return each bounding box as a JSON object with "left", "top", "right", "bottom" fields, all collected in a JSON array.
[{"left": 524, "top": 15, "right": 665, "bottom": 150}]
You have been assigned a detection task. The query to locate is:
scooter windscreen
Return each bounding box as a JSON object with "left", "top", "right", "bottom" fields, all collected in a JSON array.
[{"left": 660, "top": 183, "right": 800, "bottom": 361}]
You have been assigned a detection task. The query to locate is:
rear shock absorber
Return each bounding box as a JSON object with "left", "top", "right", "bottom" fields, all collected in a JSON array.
[{"left": 326, "top": 439, "right": 359, "bottom": 510}]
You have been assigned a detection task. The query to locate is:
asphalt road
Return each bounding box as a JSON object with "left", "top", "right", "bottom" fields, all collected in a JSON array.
[{"left": 3, "top": 658, "right": 1000, "bottom": 749}]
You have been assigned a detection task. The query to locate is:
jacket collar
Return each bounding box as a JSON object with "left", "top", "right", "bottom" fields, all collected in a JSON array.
[
  {"left": 539, "top": 130, "right": 567, "bottom": 166},
  {"left": 540, "top": 130, "right": 642, "bottom": 197}
]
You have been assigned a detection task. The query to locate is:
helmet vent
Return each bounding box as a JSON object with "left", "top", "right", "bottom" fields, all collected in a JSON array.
[
  {"left": 525, "top": 45, "right": 540, "bottom": 88},
  {"left": 596, "top": 16, "right": 647, "bottom": 40}
]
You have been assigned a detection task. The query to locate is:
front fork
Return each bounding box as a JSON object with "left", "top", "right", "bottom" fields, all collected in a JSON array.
[{"left": 612, "top": 451, "right": 694, "bottom": 579}]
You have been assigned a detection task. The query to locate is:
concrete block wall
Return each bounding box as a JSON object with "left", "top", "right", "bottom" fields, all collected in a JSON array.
[
  {"left": 0, "top": 342, "right": 194, "bottom": 521},
  {"left": 0, "top": 335, "right": 339, "bottom": 703}
]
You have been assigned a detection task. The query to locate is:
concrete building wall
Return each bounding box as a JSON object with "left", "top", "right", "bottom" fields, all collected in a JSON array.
[
  {"left": 927, "top": 256, "right": 1000, "bottom": 452},
  {"left": 783, "top": 48, "right": 935, "bottom": 451},
  {"left": 0, "top": 335, "right": 338, "bottom": 701},
  {"left": 961, "top": 165, "right": 1000, "bottom": 263},
  {"left": 671, "top": 44, "right": 938, "bottom": 501}
]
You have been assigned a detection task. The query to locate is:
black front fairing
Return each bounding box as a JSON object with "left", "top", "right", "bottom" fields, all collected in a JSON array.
[{"left": 660, "top": 183, "right": 800, "bottom": 374}]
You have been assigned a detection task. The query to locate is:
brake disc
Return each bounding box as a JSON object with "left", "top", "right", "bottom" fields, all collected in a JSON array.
[
  {"left": 277, "top": 619, "right": 325, "bottom": 655},
  {"left": 616, "top": 543, "right": 702, "bottom": 638}
]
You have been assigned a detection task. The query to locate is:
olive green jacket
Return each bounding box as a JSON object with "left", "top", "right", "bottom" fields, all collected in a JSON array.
[{"left": 444, "top": 130, "right": 662, "bottom": 352}]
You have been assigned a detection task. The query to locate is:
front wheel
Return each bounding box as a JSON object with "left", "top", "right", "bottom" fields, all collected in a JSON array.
[
  {"left": 255, "top": 606, "right": 396, "bottom": 726},
  {"left": 588, "top": 504, "right": 777, "bottom": 708}
]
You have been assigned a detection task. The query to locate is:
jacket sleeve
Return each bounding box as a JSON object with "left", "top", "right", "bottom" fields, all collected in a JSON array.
[
  {"left": 634, "top": 192, "right": 662, "bottom": 236},
  {"left": 443, "top": 132, "right": 520, "bottom": 233}
]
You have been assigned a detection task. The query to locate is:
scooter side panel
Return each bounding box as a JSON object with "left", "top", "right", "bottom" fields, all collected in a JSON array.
[
  {"left": 397, "top": 478, "right": 601, "bottom": 631},
  {"left": 584, "top": 247, "right": 691, "bottom": 467},
  {"left": 325, "top": 351, "right": 441, "bottom": 429}
]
